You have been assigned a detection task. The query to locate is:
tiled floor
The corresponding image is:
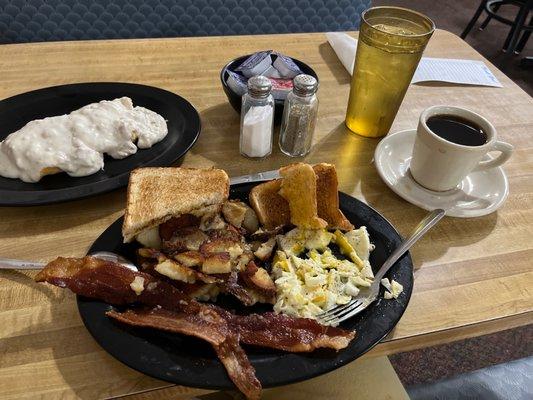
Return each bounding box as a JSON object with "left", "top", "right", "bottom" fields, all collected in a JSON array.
[
  {"left": 390, "top": 324, "right": 533, "bottom": 386},
  {"left": 374, "top": 0, "right": 532, "bottom": 96}
]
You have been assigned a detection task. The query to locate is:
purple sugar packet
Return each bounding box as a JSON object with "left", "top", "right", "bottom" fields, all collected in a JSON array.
[
  {"left": 273, "top": 53, "right": 302, "bottom": 79},
  {"left": 226, "top": 71, "right": 248, "bottom": 96},
  {"left": 235, "top": 50, "right": 273, "bottom": 77},
  {"left": 262, "top": 65, "right": 282, "bottom": 79}
]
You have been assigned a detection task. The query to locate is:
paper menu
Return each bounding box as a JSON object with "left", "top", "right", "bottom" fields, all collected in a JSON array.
[
  {"left": 412, "top": 57, "right": 502, "bottom": 87},
  {"left": 326, "top": 32, "right": 502, "bottom": 88}
]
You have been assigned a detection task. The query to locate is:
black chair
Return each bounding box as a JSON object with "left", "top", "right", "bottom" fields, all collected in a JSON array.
[{"left": 461, "top": 0, "right": 533, "bottom": 54}]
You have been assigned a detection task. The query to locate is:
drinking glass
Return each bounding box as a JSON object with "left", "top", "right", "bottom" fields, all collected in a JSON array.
[{"left": 345, "top": 7, "right": 435, "bottom": 138}]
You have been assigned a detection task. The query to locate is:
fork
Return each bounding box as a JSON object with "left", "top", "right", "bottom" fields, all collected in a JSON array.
[{"left": 317, "top": 209, "right": 446, "bottom": 326}]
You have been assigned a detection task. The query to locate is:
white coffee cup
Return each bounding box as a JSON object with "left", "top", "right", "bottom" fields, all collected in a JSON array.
[{"left": 410, "top": 105, "right": 513, "bottom": 192}]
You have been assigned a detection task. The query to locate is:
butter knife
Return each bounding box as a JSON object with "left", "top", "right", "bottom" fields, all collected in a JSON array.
[
  {"left": 0, "top": 258, "right": 45, "bottom": 270},
  {"left": 230, "top": 169, "right": 279, "bottom": 185}
]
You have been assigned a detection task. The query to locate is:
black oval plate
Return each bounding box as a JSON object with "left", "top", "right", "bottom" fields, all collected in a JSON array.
[
  {"left": 78, "top": 183, "right": 413, "bottom": 390},
  {"left": 0, "top": 83, "right": 201, "bottom": 206}
]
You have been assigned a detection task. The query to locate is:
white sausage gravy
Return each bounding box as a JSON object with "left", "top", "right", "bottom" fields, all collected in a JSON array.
[{"left": 0, "top": 97, "right": 168, "bottom": 182}]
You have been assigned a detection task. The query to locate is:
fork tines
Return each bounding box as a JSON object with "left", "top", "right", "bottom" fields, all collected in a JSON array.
[{"left": 318, "top": 298, "right": 365, "bottom": 325}]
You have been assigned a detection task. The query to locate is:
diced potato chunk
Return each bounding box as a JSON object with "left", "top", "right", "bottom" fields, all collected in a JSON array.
[
  {"left": 242, "top": 207, "right": 259, "bottom": 233},
  {"left": 222, "top": 200, "right": 248, "bottom": 227},
  {"left": 136, "top": 226, "right": 161, "bottom": 249},
  {"left": 173, "top": 251, "right": 204, "bottom": 268},
  {"left": 249, "top": 267, "right": 275, "bottom": 292},
  {"left": 200, "top": 239, "right": 243, "bottom": 260},
  {"left": 254, "top": 237, "right": 277, "bottom": 261},
  {"left": 235, "top": 251, "right": 254, "bottom": 271},
  {"left": 155, "top": 259, "right": 196, "bottom": 283},
  {"left": 202, "top": 253, "right": 231, "bottom": 274}
]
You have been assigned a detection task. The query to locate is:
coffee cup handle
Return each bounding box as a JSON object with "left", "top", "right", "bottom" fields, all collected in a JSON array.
[{"left": 474, "top": 141, "right": 514, "bottom": 171}]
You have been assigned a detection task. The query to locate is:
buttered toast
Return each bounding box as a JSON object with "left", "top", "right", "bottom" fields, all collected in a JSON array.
[
  {"left": 249, "top": 163, "right": 351, "bottom": 230},
  {"left": 249, "top": 179, "right": 291, "bottom": 230},
  {"left": 279, "top": 163, "right": 327, "bottom": 229},
  {"left": 313, "top": 163, "right": 354, "bottom": 231}
]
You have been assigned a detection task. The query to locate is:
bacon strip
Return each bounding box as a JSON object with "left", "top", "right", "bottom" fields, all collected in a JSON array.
[
  {"left": 216, "top": 271, "right": 256, "bottom": 306},
  {"left": 107, "top": 307, "right": 228, "bottom": 346},
  {"left": 211, "top": 333, "right": 261, "bottom": 400},
  {"left": 239, "top": 262, "right": 276, "bottom": 304},
  {"left": 214, "top": 308, "right": 355, "bottom": 352},
  {"left": 107, "top": 307, "right": 261, "bottom": 400},
  {"left": 35, "top": 256, "right": 199, "bottom": 313},
  {"left": 159, "top": 214, "right": 200, "bottom": 241}
]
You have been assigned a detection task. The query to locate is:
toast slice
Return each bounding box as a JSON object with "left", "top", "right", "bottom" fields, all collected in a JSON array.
[
  {"left": 279, "top": 163, "right": 327, "bottom": 229},
  {"left": 313, "top": 163, "right": 354, "bottom": 231},
  {"left": 249, "top": 179, "right": 291, "bottom": 229},
  {"left": 122, "top": 167, "right": 229, "bottom": 242}
]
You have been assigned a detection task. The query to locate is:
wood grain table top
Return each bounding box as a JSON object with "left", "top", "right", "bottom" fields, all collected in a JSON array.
[{"left": 0, "top": 29, "right": 531, "bottom": 399}]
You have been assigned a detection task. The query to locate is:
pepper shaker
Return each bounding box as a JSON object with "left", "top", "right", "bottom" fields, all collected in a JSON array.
[
  {"left": 240, "top": 76, "right": 274, "bottom": 159},
  {"left": 279, "top": 74, "right": 319, "bottom": 157}
]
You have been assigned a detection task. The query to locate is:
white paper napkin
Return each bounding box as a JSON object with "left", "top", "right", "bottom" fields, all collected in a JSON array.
[
  {"left": 326, "top": 32, "right": 502, "bottom": 87},
  {"left": 325, "top": 32, "right": 357, "bottom": 74}
]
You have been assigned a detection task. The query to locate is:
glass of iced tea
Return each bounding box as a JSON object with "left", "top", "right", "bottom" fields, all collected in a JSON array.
[{"left": 345, "top": 7, "right": 435, "bottom": 138}]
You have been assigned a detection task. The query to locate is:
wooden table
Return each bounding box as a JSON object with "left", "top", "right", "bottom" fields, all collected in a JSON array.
[{"left": 0, "top": 29, "right": 532, "bottom": 399}]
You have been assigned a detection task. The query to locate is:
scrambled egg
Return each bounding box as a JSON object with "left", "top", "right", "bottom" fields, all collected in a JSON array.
[
  {"left": 381, "top": 278, "right": 404, "bottom": 299},
  {"left": 272, "top": 227, "right": 374, "bottom": 323}
]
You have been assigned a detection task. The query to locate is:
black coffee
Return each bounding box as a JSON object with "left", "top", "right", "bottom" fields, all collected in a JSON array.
[{"left": 427, "top": 114, "right": 487, "bottom": 146}]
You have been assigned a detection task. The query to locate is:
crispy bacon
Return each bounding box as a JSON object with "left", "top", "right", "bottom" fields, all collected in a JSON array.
[
  {"left": 212, "top": 333, "right": 261, "bottom": 400},
  {"left": 239, "top": 262, "right": 276, "bottom": 304},
  {"left": 216, "top": 271, "right": 256, "bottom": 306},
  {"left": 107, "top": 307, "right": 228, "bottom": 345},
  {"left": 206, "top": 226, "right": 244, "bottom": 243},
  {"left": 36, "top": 256, "right": 355, "bottom": 400},
  {"left": 220, "top": 310, "right": 355, "bottom": 352},
  {"left": 162, "top": 227, "right": 208, "bottom": 253},
  {"left": 34, "top": 256, "right": 199, "bottom": 313},
  {"left": 107, "top": 307, "right": 261, "bottom": 400},
  {"left": 159, "top": 214, "right": 200, "bottom": 241}
]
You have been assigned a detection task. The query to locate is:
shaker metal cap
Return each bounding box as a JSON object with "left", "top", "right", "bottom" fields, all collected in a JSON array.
[
  {"left": 247, "top": 75, "right": 272, "bottom": 98},
  {"left": 293, "top": 74, "right": 318, "bottom": 96}
]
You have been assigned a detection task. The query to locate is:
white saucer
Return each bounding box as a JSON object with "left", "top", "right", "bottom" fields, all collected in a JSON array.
[{"left": 374, "top": 129, "right": 509, "bottom": 218}]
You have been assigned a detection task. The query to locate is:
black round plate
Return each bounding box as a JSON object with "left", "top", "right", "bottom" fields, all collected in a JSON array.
[
  {"left": 78, "top": 183, "right": 413, "bottom": 390},
  {"left": 0, "top": 83, "right": 201, "bottom": 206}
]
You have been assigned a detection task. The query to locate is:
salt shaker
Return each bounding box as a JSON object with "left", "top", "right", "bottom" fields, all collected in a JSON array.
[
  {"left": 240, "top": 76, "right": 274, "bottom": 159},
  {"left": 279, "top": 74, "right": 319, "bottom": 157}
]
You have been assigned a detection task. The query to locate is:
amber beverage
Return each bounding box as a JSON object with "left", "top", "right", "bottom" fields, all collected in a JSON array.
[{"left": 345, "top": 7, "right": 434, "bottom": 138}]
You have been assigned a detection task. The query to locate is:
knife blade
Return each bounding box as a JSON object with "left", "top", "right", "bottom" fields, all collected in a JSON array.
[{"left": 230, "top": 169, "right": 280, "bottom": 185}]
